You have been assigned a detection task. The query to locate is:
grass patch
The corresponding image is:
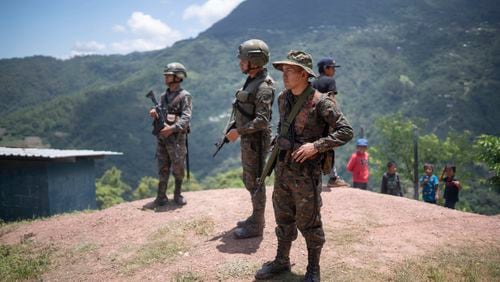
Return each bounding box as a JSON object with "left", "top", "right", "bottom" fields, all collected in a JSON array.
[
  {"left": 122, "top": 217, "right": 214, "bottom": 274},
  {"left": 182, "top": 216, "right": 215, "bottom": 236},
  {"left": 216, "top": 259, "right": 260, "bottom": 280},
  {"left": 325, "top": 226, "right": 368, "bottom": 246},
  {"left": 172, "top": 270, "right": 204, "bottom": 282},
  {"left": 149, "top": 216, "right": 215, "bottom": 240},
  {"left": 0, "top": 241, "right": 55, "bottom": 281},
  {"left": 321, "top": 262, "right": 387, "bottom": 282},
  {"left": 121, "top": 239, "right": 187, "bottom": 274},
  {"left": 0, "top": 219, "right": 33, "bottom": 237},
  {"left": 72, "top": 242, "right": 99, "bottom": 254},
  {"left": 137, "top": 240, "right": 187, "bottom": 264},
  {"left": 393, "top": 245, "right": 500, "bottom": 282}
]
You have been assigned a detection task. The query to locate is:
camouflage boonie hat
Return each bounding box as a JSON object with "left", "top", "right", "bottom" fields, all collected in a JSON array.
[{"left": 272, "top": 50, "right": 317, "bottom": 78}]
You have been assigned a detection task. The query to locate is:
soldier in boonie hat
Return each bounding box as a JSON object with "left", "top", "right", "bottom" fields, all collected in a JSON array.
[
  {"left": 272, "top": 50, "right": 317, "bottom": 78},
  {"left": 256, "top": 49, "right": 353, "bottom": 281}
]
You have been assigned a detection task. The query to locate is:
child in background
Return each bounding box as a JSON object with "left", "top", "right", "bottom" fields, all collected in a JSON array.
[
  {"left": 442, "top": 165, "right": 461, "bottom": 209},
  {"left": 346, "top": 138, "right": 370, "bottom": 190},
  {"left": 419, "top": 163, "right": 440, "bottom": 204},
  {"left": 381, "top": 161, "right": 403, "bottom": 196}
]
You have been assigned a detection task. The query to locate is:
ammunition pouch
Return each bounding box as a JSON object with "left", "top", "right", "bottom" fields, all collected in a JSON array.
[
  {"left": 277, "top": 136, "right": 292, "bottom": 151},
  {"left": 236, "top": 90, "right": 251, "bottom": 103},
  {"left": 286, "top": 152, "right": 321, "bottom": 172},
  {"left": 234, "top": 90, "right": 255, "bottom": 124},
  {"left": 321, "top": 150, "right": 334, "bottom": 175}
]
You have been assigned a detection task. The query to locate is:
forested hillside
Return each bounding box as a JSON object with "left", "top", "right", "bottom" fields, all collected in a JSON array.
[{"left": 1, "top": 0, "right": 499, "bottom": 189}]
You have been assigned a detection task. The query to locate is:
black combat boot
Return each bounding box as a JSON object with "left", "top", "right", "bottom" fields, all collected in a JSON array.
[
  {"left": 234, "top": 188, "right": 265, "bottom": 238},
  {"left": 233, "top": 210, "right": 264, "bottom": 238},
  {"left": 173, "top": 179, "right": 187, "bottom": 205},
  {"left": 154, "top": 181, "right": 169, "bottom": 206},
  {"left": 236, "top": 214, "right": 255, "bottom": 228},
  {"left": 255, "top": 240, "right": 292, "bottom": 280},
  {"left": 303, "top": 248, "right": 321, "bottom": 282},
  {"left": 237, "top": 188, "right": 265, "bottom": 227},
  {"left": 143, "top": 181, "right": 168, "bottom": 209}
]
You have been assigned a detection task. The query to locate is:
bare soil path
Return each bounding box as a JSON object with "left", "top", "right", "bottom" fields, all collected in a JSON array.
[{"left": 1, "top": 187, "right": 499, "bottom": 281}]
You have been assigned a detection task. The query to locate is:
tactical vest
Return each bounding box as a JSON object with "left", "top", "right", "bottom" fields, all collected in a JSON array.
[
  {"left": 161, "top": 89, "right": 189, "bottom": 115},
  {"left": 278, "top": 88, "right": 335, "bottom": 173},
  {"left": 234, "top": 72, "right": 274, "bottom": 129},
  {"left": 160, "top": 88, "right": 190, "bottom": 131},
  {"left": 294, "top": 90, "right": 323, "bottom": 135}
]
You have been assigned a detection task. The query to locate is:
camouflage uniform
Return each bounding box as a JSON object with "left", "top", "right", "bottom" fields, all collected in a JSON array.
[
  {"left": 256, "top": 50, "right": 353, "bottom": 281},
  {"left": 233, "top": 68, "right": 275, "bottom": 237},
  {"left": 274, "top": 86, "right": 352, "bottom": 249},
  {"left": 156, "top": 87, "right": 192, "bottom": 204}
]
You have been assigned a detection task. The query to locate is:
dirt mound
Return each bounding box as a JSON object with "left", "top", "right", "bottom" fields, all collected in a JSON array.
[{"left": 1, "top": 187, "right": 499, "bottom": 281}]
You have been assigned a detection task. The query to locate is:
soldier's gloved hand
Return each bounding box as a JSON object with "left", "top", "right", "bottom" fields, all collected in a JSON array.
[
  {"left": 226, "top": 129, "right": 240, "bottom": 142},
  {"left": 160, "top": 124, "right": 174, "bottom": 137},
  {"left": 291, "top": 143, "right": 318, "bottom": 163},
  {"left": 149, "top": 109, "right": 159, "bottom": 119}
]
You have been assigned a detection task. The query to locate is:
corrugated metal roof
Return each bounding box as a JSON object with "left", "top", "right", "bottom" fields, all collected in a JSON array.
[{"left": 0, "top": 147, "right": 123, "bottom": 160}]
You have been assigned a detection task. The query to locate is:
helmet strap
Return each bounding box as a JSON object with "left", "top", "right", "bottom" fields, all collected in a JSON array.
[{"left": 167, "top": 81, "right": 181, "bottom": 90}]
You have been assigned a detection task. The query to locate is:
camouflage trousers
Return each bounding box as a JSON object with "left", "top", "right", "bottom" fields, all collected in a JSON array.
[
  {"left": 273, "top": 159, "right": 325, "bottom": 249},
  {"left": 156, "top": 133, "right": 187, "bottom": 186},
  {"left": 240, "top": 133, "right": 270, "bottom": 211}
]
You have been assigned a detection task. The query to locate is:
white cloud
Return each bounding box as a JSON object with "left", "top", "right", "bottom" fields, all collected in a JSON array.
[
  {"left": 127, "top": 12, "right": 170, "bottom": 37},
  {"left": 182, "top": 0, "right": 244, "bottom": 28},
  {"left": 71, "top": 12, "right": 182, "bottom": 57},
  {"left": 109, "top": 38, "right": 166, "bottom": 54},
  {"left": 70, "top": 41, "right": 106, "bottom": 56},
  {"left": 112, "top": 25, "right": 127, "bottom": 33}
]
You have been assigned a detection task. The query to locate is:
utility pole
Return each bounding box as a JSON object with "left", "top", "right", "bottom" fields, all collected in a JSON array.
[{"left": 413, "top": 125, "right": 419, "bottom": 200}]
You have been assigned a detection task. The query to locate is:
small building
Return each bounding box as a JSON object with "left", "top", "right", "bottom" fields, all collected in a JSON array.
[{"left": 0, "top": 147, "right": 122, "bottom": 221}]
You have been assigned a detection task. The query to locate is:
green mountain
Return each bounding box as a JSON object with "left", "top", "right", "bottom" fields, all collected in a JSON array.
[{"left": 1, "top": 0, "right": 499, "bottom": 186}]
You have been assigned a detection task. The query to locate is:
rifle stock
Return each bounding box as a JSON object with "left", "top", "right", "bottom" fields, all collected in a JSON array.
[{"left": 257, "top": 146, "right": 279, "bottom": 185}]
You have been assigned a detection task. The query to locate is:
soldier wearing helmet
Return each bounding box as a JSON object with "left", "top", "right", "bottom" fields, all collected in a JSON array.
[
  {"left": 147, "top": 62, "right": 192, "bottom": 207},
  {"left": 225, "top": 39, "right": 275, "bottom": 239}
]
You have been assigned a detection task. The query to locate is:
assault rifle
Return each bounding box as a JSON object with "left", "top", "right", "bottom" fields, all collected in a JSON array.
[
  {"left": 146, "top": 90, "right": 166, "bottom": 136},
  {"left": 213, "top": 110, "right": 236, "bottom": 157}
]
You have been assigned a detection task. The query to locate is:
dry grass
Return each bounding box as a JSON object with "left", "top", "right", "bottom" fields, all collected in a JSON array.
[
  {"left": 392, "top": 245, "right": 500, "bottom": 282},
  {"left": 0, "top": 239, "right": 56, "bottom": 281},
  {"left": 171, "top": 270, "right": 204, "bottom": 282},
  {"left": 216, "top": 259, "right": 260, "bottom": 280},
  {"left": 120, "top": 216, "right": 215, "bottom": 274}
]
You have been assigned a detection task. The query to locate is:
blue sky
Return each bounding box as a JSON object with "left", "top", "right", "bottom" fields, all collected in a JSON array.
[{"left": 0, "top": 0, "right": 244, "bottom": 59}]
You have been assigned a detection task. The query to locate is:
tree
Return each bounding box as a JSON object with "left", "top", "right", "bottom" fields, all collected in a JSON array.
[
  {"left": 371, "top": 114, "right": 475, "bottom": 193},
  {"left": 474, "top": 134, "right": 500, "bottom": 193},
  {"left": 131, "top": 176, "right": 203, "bottom": 200},
  {"left": 203, "top": 167, "right": 245, "bottom": 189},
  {"left": 95, "top": 167, "right": 132, "bottom": 209},
  {"left": 132, "top": 176, "right": 158, "bottom": 200}
]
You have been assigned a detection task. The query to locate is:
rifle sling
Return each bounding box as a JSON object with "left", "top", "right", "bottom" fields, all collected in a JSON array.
[
  {"left": 165, "top": 90, "right": 187, "bottom": 115},
  {"left": 260, "top": 86, "right": 315, "bottom": 180},
  {"left": 235, "top": 102, "right": 254, "bottom": 119}
]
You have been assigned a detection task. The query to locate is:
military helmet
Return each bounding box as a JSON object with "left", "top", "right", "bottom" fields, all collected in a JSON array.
[
  {"left": 163, "top": 62, "right": 187, "bottom": 79},
  {"left": 238, "top": 39, "right": 270, "bottom": 67}
]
